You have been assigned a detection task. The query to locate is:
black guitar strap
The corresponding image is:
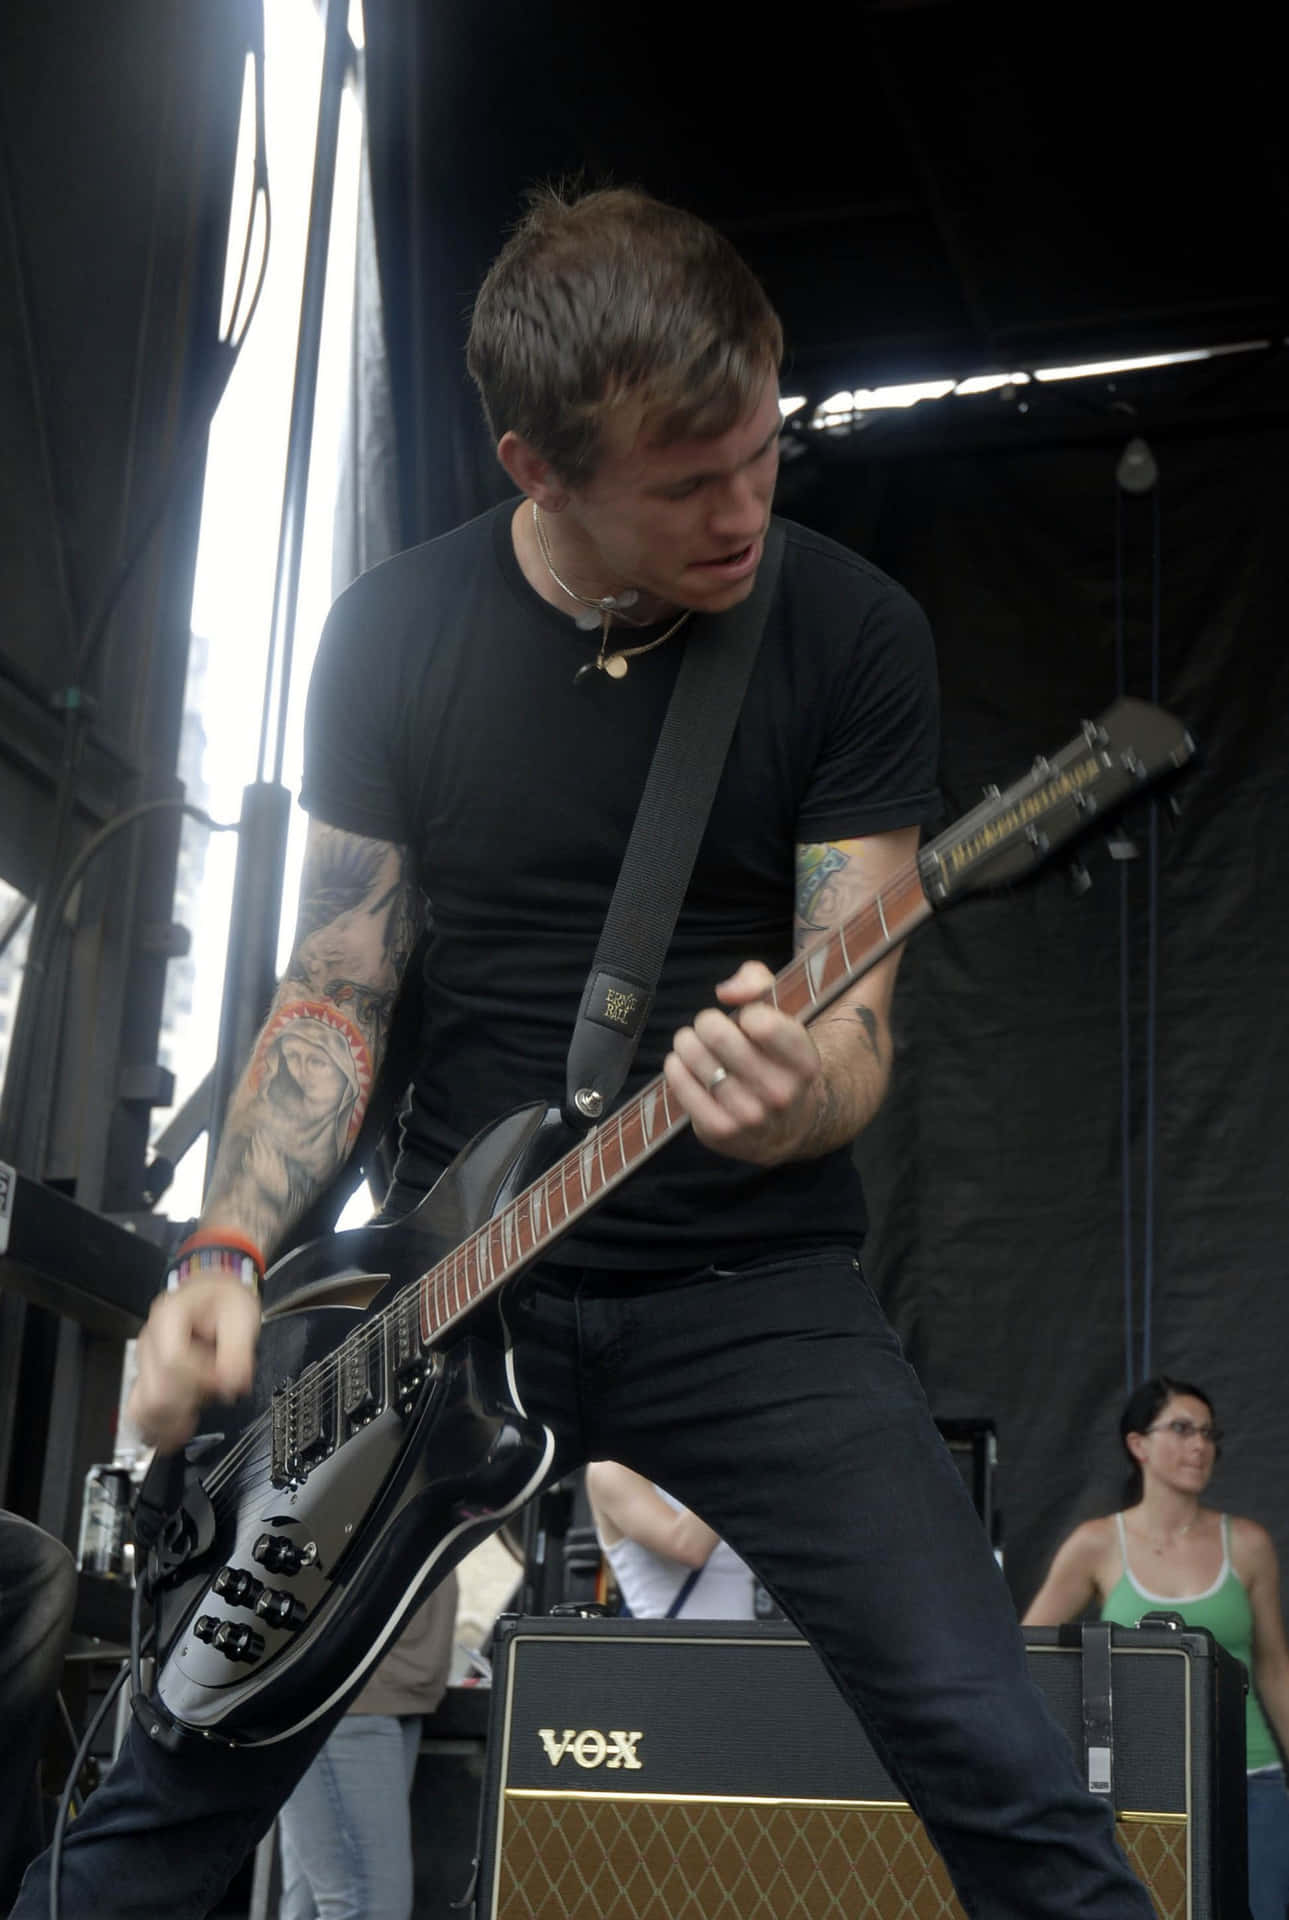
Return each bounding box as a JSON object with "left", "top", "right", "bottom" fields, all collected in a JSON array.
[{"left": 563, "top": 521, "right": 786, "bottom": 1129}]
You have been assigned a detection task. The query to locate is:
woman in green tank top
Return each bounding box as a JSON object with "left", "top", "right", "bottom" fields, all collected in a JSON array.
[{"left": 1023, "top": 1376, "right": 1289, "bottom": 1920}]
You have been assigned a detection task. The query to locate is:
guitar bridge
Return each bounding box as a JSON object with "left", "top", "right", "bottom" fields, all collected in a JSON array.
[{"left": 269, "top": 1360, "right": 338, "bottom": 1486}]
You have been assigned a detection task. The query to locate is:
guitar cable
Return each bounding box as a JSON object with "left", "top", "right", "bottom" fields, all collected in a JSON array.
[
  {"left": 52, "top": 1696, "right": 85, "bottom": 1817},
  {"left": 48, "top": 1566, "right": 155, "bottom": 1920},
  {"left": 1113, "top": 452, "right": 1164, "bottom": 1389}
]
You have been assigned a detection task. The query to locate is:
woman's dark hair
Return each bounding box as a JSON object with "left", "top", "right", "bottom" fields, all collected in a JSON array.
[{"left": 1119, "top": 1375, "right": 1216, "bottom": 1507}]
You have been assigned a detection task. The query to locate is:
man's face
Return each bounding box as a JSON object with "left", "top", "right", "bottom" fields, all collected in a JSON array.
[{"left": 560, "top": 373, "right": 781, "bottom": 613}]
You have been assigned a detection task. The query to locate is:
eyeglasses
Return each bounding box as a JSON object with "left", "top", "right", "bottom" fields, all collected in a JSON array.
[{"left": 1146, "top": 1418, "right": 1222, "bottom": 1445}]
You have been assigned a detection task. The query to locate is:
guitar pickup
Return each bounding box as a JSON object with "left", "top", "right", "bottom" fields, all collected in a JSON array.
[
  {"left": 341, "top": 1338, "right": 384, "bottom": 1431},
  {"left": 292, "top": 1364, "right": 336, "bottom": 1473}
]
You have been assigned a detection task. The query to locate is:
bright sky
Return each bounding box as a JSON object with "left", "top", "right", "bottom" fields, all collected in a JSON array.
[{"left": 164, "top": 0, "right": 363, "bottom": 1220}]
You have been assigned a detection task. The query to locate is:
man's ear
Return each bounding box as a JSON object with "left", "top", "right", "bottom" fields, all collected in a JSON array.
[{"left": 497, "top": 431, "right": 568, "bottom": 510}]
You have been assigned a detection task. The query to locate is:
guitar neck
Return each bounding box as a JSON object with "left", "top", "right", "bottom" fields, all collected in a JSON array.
[{"left": 414, "top": 860, "right": 933, "bottom": 1343}]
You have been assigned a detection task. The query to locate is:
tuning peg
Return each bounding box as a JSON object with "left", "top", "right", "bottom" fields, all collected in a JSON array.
[{"left": 1066, "top": 858, "right": 1093, "bottom": 897}]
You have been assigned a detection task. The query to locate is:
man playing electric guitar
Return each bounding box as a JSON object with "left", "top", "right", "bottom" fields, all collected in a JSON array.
[{"left": 12, "top": 187, "right": 1157, "bottom": 1919}]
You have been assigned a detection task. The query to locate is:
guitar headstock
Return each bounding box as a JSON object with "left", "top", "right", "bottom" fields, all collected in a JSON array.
[{"left": 919, "top": 698, "right": 1196, "bottom": 906}]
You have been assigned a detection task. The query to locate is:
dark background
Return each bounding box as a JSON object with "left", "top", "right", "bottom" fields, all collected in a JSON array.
[{"left": 1, "top": 0, "right": 1286, "bottom": 1620}]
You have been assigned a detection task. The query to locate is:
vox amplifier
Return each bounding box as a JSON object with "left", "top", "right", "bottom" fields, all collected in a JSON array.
[{"left": 475, "top": 1615, "right": 1248, "bottom": 1920}]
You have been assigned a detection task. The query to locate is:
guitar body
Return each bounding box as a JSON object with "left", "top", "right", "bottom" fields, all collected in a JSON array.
[{"left": 144, "top": 1102, "right": 571, "bottom": 1750}]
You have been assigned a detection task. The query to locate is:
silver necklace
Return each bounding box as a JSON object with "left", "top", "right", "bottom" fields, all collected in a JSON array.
[
  {"left": 531, "top": 503, "right": 691, "bottom": 682},
  {"left": 1134, "top": 1511, "right": 1200, "bottom": 1556}
]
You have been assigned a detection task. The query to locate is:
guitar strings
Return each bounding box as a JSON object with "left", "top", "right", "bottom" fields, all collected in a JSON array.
[
  {"left": 197, "top": 1104, "right": 629, "bottom": 1496},
  {"left": 197, "top": 870, "right": 923, "bottom": 1496}
]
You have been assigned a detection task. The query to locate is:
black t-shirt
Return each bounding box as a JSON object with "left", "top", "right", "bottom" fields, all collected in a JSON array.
[{"left": 301, "top": 502, "right": 939, "bottom": 1267}]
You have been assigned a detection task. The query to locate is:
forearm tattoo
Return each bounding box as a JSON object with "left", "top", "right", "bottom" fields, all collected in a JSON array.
[
  {"left": 796, "top": 846, "right": 886, "bottom": 1059},
  {"left": 284, "top": 832, "right": 418, "bottom": 1051},
  {"left": 795, "top": 844, "right": 849, "bottom": 939},
  {"left": 291, "top": 835, "right": 391, "bottom": 943},
  {"left": 203, "top": 827, "right": 420, "bottom": 1253},
  {"left": 850, "top": 1005, "right": 881, "bottom": 1064}
]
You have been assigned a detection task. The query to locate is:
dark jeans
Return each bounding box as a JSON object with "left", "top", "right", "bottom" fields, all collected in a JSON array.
[
  {"left": 1248, "top": 1767, "right": 1289, "bottom": 1920},
  {"left": 13, "top": 1249, "right": 1156, "bottom": 1918},
  {"left": 0, "top": 1512, "right": 78, "bottom": 1912}
]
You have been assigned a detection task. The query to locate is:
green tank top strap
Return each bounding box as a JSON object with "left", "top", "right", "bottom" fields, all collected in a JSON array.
[{"left": 1101, "top": 1510, "right": 1279, "bottom": 1772}]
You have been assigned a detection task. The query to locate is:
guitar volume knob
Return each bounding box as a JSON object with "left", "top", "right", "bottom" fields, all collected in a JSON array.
[
  {"left": 213, "top": 1566, "right": 263, "bottom": 1608},
  {"left": 212, "top": 1621, "right": 265, "bottom": 1662},
  {"left": 255, "top": 1588, "right": 308, "bottom": 1630},
  {"left": 252, "top": 1532, "right": 312, "bottom": 1576}
]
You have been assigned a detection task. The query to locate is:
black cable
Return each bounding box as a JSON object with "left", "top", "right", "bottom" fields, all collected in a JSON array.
[
  {"left": 129, "top": 1566, "right": 148, "bottom": 1735},
  {"left": 72, "top": 199, "right": 270, "bottom": 684},
  {"left": 48, "top": 1649, "right": 129, "bottom": 1920},
  {"left": 1114, "top": 487, "right": 1135, "bottom": 1394},
  {"left": 19, "top": 798, "right": 238, "bottom": 1178},
  {"left": 52, "top": 1694, "right": 83, "bottom": 1817},
  {"left": 223, "top": 10, "right": 271, "bottom": 354},
  {"left": 41, "top": 799, "right": 237, "bottom": 971},
  {"left": 17, "top": 794, "right": 238, "bottom": 1043},
  {"left": 49, "top": 1580, "right": 157, "bottom": 1920},
  {"left": 1140, "top": 485, "right": 1162, "bottom": 1379},
  {"left": 74, "top": 12, "right": 271, "bottom": 685},
  {"left": 226, "top": 186, "right": 273, "bottom": 357}
]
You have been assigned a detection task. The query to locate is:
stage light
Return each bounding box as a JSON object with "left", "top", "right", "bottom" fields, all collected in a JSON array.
[{"left": 953, "top": 372, "right": 1031, "bottom": 395}]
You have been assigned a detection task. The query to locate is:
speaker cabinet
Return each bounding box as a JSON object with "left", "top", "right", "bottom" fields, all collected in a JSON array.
[{"left": 476, "top": 1617, "right": 1248, "bottom": 1919}]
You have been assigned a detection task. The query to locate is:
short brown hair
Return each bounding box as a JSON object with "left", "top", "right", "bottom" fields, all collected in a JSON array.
[{"left": 467, "top": 185, "right": 783, "bottom": 487}]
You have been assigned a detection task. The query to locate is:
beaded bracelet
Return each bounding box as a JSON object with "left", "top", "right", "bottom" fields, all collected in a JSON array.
[{"left": 164, "top": 1229, "right": 265, "bottom": 1296}]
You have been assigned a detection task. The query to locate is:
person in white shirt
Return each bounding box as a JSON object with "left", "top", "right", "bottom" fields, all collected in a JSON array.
[{"left": 586, "top": 1461, "right": 756, "bottom": 1620}]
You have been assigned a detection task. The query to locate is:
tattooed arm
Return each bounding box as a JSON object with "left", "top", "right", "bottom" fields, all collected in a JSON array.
[
  {"left": 665, "top": 827, "right": 919, "bottom": 1167},
  {"left": 128, "top": 820, "right": 420, "bottom": 1449},
  {"left": 786, "top": 828, "right": 919, "bottom": 1153},
  {"left": 200, "top": 821, "right": 420, "bottom": 1256}
]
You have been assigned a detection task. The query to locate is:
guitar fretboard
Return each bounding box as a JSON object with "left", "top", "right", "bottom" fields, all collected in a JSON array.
[{"left": 414, "top": 861, "right": 932, "bottom": 1345}]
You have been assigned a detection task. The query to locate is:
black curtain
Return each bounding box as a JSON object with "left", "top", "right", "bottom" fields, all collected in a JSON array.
[
  {"left": 361, "top": 1, "right": 517, "bottom": 544},
  {"left": 785, "top": 374, "right": 1289, "bottom": 1609}
]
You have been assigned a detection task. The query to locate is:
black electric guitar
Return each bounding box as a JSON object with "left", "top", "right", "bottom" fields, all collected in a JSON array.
[{"left": 138, "top": 696, "right": 1194, "bottom": 1751}]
